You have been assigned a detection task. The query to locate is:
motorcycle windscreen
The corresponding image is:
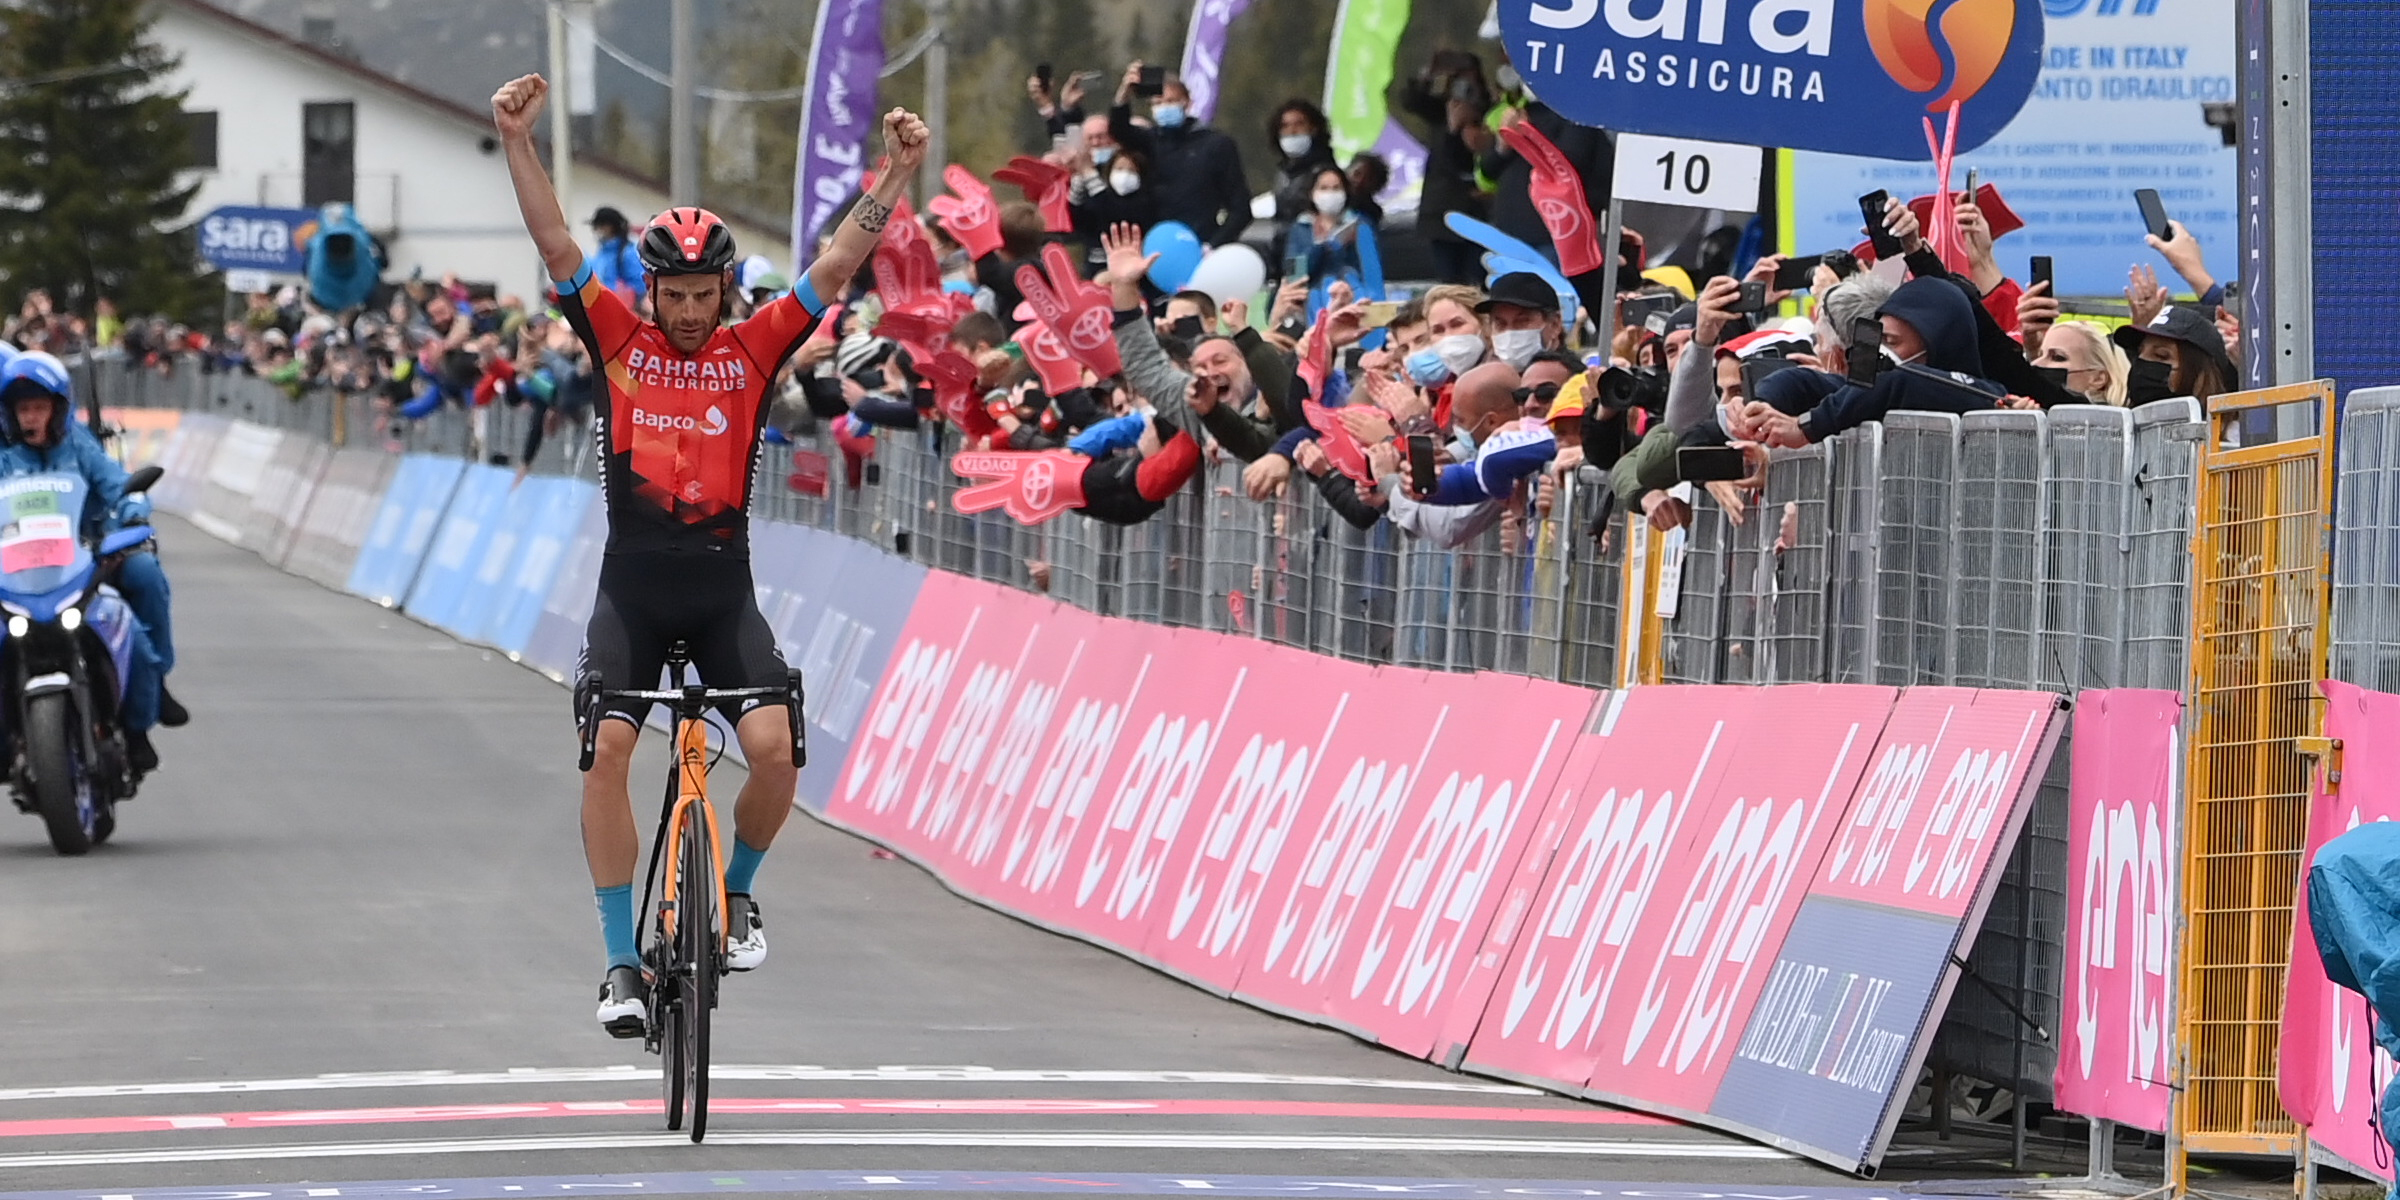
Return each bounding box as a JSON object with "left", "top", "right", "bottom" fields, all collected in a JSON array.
[{"left": 0, "top": 474, "right": 92, "bottom": 599}]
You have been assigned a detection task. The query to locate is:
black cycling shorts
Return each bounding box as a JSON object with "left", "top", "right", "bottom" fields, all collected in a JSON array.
[{"left": 578, "top": 551, "right": 789, "bottom": 728}]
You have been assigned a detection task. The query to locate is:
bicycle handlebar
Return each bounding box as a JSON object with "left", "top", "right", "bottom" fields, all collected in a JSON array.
[{"left": 596, "top": 685, "right": 788, "bottom": 703}]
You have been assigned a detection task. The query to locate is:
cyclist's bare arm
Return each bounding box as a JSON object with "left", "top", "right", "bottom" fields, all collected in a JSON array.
[
  {"left": 805, "top": 109, "right": 930, "bottom": 309},
  {"left": 493, "top": 74, "right": 586, "bottom": 283}
]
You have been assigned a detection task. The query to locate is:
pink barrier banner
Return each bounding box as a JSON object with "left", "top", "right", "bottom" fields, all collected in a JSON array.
[
  {"left": 826, "top": 569, "right": 2064, "bottom": 1173},
  {"left": 824, "top": 572, "right": 1596, "bottom": 1064},
  {"left": 1460, "top": 685, "right": 1894, "bottom": 1109},
  {"left": 1462, "top": 685, "right": 2063, "bottom": 1173},
  {"left": 2280, "top": 681, "right": 2400, "bottom": 1183},
  {"left": 2054, "top": 690, "right": 2181, "bottom": 1134}
]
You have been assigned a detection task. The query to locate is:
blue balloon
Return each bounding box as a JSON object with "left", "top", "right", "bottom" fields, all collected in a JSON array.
[{"left": 1143, "top": 222, "right": 1205, "bottom": 292}]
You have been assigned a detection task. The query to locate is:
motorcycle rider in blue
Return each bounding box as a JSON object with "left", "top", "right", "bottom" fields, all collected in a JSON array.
[{"left": 0, "top": 351, "right": 181, "bottom": 771}]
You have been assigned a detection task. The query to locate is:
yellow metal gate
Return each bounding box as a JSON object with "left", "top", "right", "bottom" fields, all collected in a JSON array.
[{"left": 2175, "top": 381, "right": 2337, "bottom": 1174}]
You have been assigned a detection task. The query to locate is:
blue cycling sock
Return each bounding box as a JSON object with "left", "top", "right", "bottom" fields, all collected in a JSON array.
[
  {"left": 595, "top": 884, "right": 639, "bottom": 972},
  {"left": 724, "top": 838, "right": 768, "bottom": 896}
]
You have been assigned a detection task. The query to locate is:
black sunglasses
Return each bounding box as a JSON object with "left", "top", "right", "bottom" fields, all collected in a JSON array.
[{"left": 1511, "top": 382, "right": 1563, "bottom": 405}]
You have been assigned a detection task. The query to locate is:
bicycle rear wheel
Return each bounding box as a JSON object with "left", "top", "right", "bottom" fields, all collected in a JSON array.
[{"left": 677, "top": 799, "right": 717, "bottom": 1142}]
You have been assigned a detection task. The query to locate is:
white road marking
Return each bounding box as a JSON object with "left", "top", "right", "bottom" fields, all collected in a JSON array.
[
  {"left": 0, "top": 1066, "right": 1541, "bottom": 1104},
  {"left": 0, "top": 1129, "right": 1792, "bottom": 1169}
]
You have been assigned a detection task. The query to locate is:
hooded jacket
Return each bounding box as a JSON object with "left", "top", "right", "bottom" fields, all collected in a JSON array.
[{"left": 1781, "top": 276, "right": 2006, "bottom": 442}]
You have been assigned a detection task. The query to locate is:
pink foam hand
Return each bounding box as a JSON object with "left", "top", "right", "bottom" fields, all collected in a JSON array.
[
  {"left": 994, "top": 155, "right": 1073, "bottom": 232},
  {"left": 1295, "top": 307, "right": 1335, "bottom": 401},
  {"left": 1498, "top": 122, "right": 1603, "bottom": 277},
  {"left": 1303, "top": 398, "right": 1374, "bottom": 486},
  {"left": 951, "top": 449, "right": 1088, "bottom": 524},
  {"left": 875, "top": 310, "right": 951, "bottom": 361},
  {"left": 1016, "top": 243, "right": 1121, "bottom": 378},
  {"left": 1921, "top": 103, "right": 1970, "bottom": 276},
  {"left": 922, "top": 350, "right": 999, "bottom": 441},
  {"left": 1020, "top": 319, "right": 1085, "bottom": 394},
  {"left": 928, "top": 165, "right": 1005, "bottom": 259}
]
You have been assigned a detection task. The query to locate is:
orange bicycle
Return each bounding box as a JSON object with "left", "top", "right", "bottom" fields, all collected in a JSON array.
[{"left": 576, "top": 640, "right": 803, "bottom": 1141}]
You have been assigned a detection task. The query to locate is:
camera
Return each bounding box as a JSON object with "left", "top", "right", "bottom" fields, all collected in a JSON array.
[{"left": 1593, "top": 364, "right": 1669, "bottom": 415}]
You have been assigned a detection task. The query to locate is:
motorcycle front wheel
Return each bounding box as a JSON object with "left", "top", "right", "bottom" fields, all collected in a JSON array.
[{"left": 26, "top": 693, "right": 94, "bottom": 855}]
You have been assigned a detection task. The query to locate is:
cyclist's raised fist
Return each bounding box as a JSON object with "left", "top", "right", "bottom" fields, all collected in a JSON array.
[
  {"left": 883, "top": 108, "right": 930, "bottom": 172},
  {"left": 492, "top": 74, "right": 549, "bottom": 139}
]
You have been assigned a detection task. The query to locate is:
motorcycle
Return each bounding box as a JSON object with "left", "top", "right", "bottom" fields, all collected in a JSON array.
[{"left": 0, "top": 465, "right": 161, "bottom": 854}]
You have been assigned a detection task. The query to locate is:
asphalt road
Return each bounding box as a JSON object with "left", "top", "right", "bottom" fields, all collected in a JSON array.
[{"left": 0, "top": 519, "right": 2021, "bottom": 1199}]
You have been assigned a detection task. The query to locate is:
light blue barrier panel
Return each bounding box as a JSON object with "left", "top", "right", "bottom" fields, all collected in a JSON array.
[
  {"left": 346, "top": 455, "right": 468, "bottom": 606},
  {"left": 747, "top": 519, "right": 928, "bottom": 809},
  {"left": 401, "top": 464, "right": 515, "bottom": 633},
  {"left": 153, "top": 414, "right": 229, "bottom": 517},
  {"left": 476, "top": 478, "right": 600, "bottom": 658},
  {"left": 518, "top": 490, "right": 609, "bottom": 681}
]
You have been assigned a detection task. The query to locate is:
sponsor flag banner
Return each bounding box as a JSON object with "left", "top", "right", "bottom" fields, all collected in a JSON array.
[
  {"left": 791, "top": 0, "right": 886, "bottom": 266},
  {"left": 2055, "top": 689, "right": 2182, "bottom": 1134},
  {"left": 1497, "top": 0, "right": 2046, "bottom": 160},
  {"left": 1180, "top": 0, "right": 1255, "bottom": 124},
  {"left": 1325, "top": 0, "right": 1428, "bottom": 205},
  {"left": 2280, "top": 681, "right": 2400, "bottom": 1183}
]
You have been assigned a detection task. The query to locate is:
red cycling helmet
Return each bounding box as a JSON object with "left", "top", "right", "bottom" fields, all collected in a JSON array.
[{"left": 637, "top": 207, "right": 737, "bottom": 276}]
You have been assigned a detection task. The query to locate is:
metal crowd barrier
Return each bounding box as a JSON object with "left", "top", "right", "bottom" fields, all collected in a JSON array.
[{"left": 113, "top": 357, "right": 2239, "bottom": 1116}]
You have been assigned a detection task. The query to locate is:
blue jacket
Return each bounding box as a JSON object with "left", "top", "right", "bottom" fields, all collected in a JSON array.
[
  {"left": 591, "top": 236, "right": 646, "bottom": 295},
  {"left": 0, "top": 424, "right": 129, "bottom": 539}
]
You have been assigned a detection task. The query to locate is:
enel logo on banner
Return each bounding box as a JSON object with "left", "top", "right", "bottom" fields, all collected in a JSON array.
[{"left": 1499, "top": 0, "right": 2046, "bottom": 160}]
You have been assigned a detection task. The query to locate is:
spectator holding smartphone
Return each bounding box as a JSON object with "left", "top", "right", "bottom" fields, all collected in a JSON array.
[{"left": 1111, "top": 61, "right": 1250, "bottom": 247}]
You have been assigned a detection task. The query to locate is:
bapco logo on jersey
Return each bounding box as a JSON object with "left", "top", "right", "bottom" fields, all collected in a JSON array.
[{"left": 631, "top": 405, "right": 732, "bottom": 436}]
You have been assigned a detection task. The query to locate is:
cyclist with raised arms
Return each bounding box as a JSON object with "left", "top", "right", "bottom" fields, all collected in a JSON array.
[{"left": 491, "top": 73, "right": 928, "bottom": 1036}]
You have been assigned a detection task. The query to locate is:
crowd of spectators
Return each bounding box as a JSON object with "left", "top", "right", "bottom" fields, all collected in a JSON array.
[
  {"left": 771, "top": 48, "right": 2241, "bottom": 563},
  {"left": 50, "top": 46, "right": 2241, "bottom": 571}
]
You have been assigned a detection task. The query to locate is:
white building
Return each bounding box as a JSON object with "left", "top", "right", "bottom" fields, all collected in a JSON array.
[{"left": 152, "top": 0, "right": 787, "bottom": 299}]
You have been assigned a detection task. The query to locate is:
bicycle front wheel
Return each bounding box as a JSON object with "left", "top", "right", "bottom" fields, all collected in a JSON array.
[{"left": 677, "top": 800, "right": 717, "bottom": 1142}]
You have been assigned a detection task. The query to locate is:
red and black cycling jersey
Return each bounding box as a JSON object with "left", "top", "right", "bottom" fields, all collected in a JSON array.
[{"left": 553, "top": 261, "right": 826, "bottom": 558}]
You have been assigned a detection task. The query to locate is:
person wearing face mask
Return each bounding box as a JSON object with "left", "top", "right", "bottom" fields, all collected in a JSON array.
[
  {"left": 1418, "top": 361, "right": 1558, "bottom": 505},
  {"left": 1280, "top": 166, "right": 1384, "bottom": 323},
  {"left": 1399, "top": 284, "right": 1493, "bottom": 428},
  {"left": 1111, "top": 61, "right": 1251, "bottom": 247},
  {"left": 1475, "top": 272, "right": 1564, "bottom": 374},
  {"left": 1268, "top": 100, "right": 1339, "bottom": 224},
  {"left": 1070, "top": 140, "right": 1156, "bottom": 269},
  {"left": 2111, "top": 304, "right": 2236, "bottom": 407},
  {"left": 2030, "top": 320, "right": 2130, "bottom": 405}
]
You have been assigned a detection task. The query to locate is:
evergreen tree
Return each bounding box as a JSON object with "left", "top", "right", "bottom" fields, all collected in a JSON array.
[{"left": 0, "top": 0, "right": 207, "bottom": 322}]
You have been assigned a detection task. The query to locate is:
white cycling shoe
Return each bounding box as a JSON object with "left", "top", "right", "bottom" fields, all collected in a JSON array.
[{"left": 725, "top": 894, "right": 766, "bottom": 972}]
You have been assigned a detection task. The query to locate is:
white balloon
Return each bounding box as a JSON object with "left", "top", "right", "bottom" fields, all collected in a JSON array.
[{"left": 1185, "top": 244, "right": 1267, "bottom": 307}]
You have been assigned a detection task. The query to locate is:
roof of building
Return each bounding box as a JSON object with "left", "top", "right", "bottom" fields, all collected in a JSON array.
[{"left": 155, "top": 0, "right": 788, "bottom": 241}]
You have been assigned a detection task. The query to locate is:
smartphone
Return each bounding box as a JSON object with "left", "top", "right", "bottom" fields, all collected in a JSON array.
[
  {"left": 1137, "top": 65, "right": 1168, "bottom": 97},
  {"left": 1772, "top": 254, "right": 1825, "bottom": 292},
  {"left": 1677, "top": 445, "right": 1749, "bottom": 484},
  {"left": 1406, "top": 434, "right": 1438, "bottom": 496},
  {"left": 1361, "top": 300, "right": 1401, "bottom": 329},
  {"left": 1728, "top": 280, "right": 1769, "bottom": 314},
  {"left": 2030, "top": 255, "right": 2054, "bottom": 293},
  {"left": 1739, "top": 356, "right": 1792, "bottom": 402},
  {"left": 1860, "top": 190, "right": 1902, "bottom": 258},
  {"left": 1035, "top": 63, "right": 1053, "bottom": 90},
  {"left": 2135, "top": 188, "right": 2173, "bottom": 240},
  {"left": 1847, "top": 317, "right": 1884, "bottom": 384},
  {"left": 1620, "top": 292, "right": 1677, "bottom": 331},
  {"left": 1964, "top": 167, "right": 1980, "bottom": 196}
]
